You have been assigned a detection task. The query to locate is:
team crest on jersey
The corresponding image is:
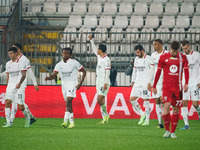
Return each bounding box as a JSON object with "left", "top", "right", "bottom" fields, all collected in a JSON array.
[
  {"left": 169, "top": 65, "right": 178, "bottom": 73},
  {"left": 163, "top": 96, "right": 167, "bottom": 101}
]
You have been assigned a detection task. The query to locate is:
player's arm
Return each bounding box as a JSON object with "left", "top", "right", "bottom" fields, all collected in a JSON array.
[
  {"left": 103, "top": 69, "right": 110, "bottom": 90},
  {"left": 197, "top": 53, "right": 200, "bottom": 88},
  {"left": 16, "top": 70, "right": 26, "bottom": 89},
  {"left": 130, "top": 67, "right": 136, "bottom": 87},
  {"left": 88, "top": 35, "right": 98, "bottom": 56},
  {"left": 45, "top": 71, "right": 58, "bottom": 81},
  {"left": 27, "top": 68, "right": 39, "bottom": 91},
  {"left": 76, "top": 67, "right": 86, "bottom": 90},
  {"left": 147, "top": 64, "right": 155, "bottom": 91},
  {"left": 0, "top": 71, "right": 6, "bottom": 77},
  {"left": 183, "top": 55, "right": 189, "bottom": 93},
  {"left": 125, "top": 65, "right": 133, "bottom": 76},
  {"left": 6, "top": 73, "right": 9, "bottom": 85}
]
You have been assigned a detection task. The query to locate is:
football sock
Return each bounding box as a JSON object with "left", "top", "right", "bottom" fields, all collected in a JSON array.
[
  {"left": 131, "top": 100, "right": 144, "bottom": 116},
  {"left": 10, "top": 103, "right": 17, "bottom": 123},
  {"left": 171, "top": 113, "right": 179, "bottom": 133},
  {"left": 5, "top": 108, "right": 11, "bottom": 124},
  {"left": 156, "top": 104, "right": 162, "bottom": 124},
  {"left": 24, "top": 103, "right": 34, "bottom": 118},
  {"left": 101, "top": 104, "right": 108, "bottom": 118},
  {"left": 64, "top": 111, "right": 70, "bottom": 123},
  {"left": 69, "top": 113, "right": 74, "bottom": 124},
  {"left": 163, "top": 113, "right": 170, "bottom": 131},
  {"left": 144, "top": 101, "right": 150, "bottom": 122},
  {"left": 195, "top": 106, "right": 200, "bottom": 117},
  {"left": 181, "top": 107, "right": 189, "bottom": 126},
  {"left": 22, "top": 107, "right": 30, "bottom": 120}
]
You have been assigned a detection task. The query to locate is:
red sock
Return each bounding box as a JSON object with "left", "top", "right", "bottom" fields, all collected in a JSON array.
[
  {"left": 170, "top": 113, "right": 179, "bottom": 133},
  {"left": 163, "top": 113, "right": 170, "bottom": 131}
]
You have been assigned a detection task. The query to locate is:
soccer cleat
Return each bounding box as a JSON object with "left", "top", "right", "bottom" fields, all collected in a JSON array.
[
  {"left": 25, "top": 119, "right": 30, "bottom": 127},
  {"left": 157, "top": 124, "right": 164, "bottom": 128},
  {"left": 30, "top": 117, "right": 37, "bottom": 125},
  {"left": 3, "top": 122, "right": 13, "bottom": 126},
  {"left": 98, "top": 116, "right": 110, "bottom": 124},
  {"left": 180, "top": 125, "right": 190, "bottom": 130},
  {"left": 142, "top": 121, "right": 149, "bottom": 126},
  {"left": 163, "top": 131, "right": 170, "bottom": 138},
  {"left": 62, "top": 122, "right": 68, "bottom": 128},
  {"left": 138, "top": 115, "right": 146, "bottom": 125},
  {"left": 170, "top": 133, "right": 177, "bottom": 138},
  {"left": 3, "top": 123, "right": 11, "bottom": 128},
  {"left": 68, "top": 123, "right": 75, "bottom": 128}
]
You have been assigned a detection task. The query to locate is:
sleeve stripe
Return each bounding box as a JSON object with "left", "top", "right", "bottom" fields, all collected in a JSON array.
[
  {"left": 157, "top": 67, "right": 162, "bottom": 69},
  {"left": 21, "top": 69, "right": 27, "bottom": 71},
  {"left": 54, "top": 70, "right": 58, "bottom": 73},
  {"left": 105, "top": 68, "right": 111, "bottom": 70},
  {"left": 78, "top": 66, "right": 83, "bottom": 71},
  {"left": 151, "top": 64, "right": 154, "bottom": 66},
  {"left": 184, "top": 67, "right": 189, "bottom": 69},
  {"left": 27, "top": 67, "right": 31, "bottom": 69}
]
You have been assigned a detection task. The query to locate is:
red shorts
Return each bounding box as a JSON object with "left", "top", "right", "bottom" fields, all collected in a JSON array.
[{"left": 162, "top": 87, "right": 183, "bottom": 107}]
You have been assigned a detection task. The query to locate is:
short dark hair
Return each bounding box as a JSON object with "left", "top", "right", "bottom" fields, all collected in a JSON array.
[
  {"left": 171, "top": 41, "right": 180, "bottom": 51},
  {"left": 134, "top": 45, "right": 144, "bottom": 51},
  {"left": 62, "top": 47, "right": 72, "bottom": 54},
  {"left": 182, "top": 40, "right": 190, "bottom": 46},
  {"left": 8, "top": 47, "right": 18, "bottom": 53},
  {"left": 99, "top": 44, "right": 107, "bottom": 53},
  {"left": 154, "top": 39, "right": 163, "bottom": 45},
  {"left": 13, "top": 43, "right": 22, "bottom": 50}
]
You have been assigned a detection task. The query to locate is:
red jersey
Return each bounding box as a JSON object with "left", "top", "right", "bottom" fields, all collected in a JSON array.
[{"left": 153, "top": 52, "right": 189, "bottom": 91}]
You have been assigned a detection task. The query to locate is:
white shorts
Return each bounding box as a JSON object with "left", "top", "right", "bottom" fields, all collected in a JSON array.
[
  {"left": 62, "top": 83, "right": 77, "bottom": 100},
  {"left": 6, "top": 85, "right": 25, "bottom": 105},
  {"left": 96, "top": 83, "right": 110, "bottom": 97},
  {"left": 151, "top": 84, "right": 162, "bottom": 99},
  {"left": 130, "top": 85, "right": 150, "bottom": 99},
  {"left": 183, "top": 86, "right": 199, "bottom": 101}
]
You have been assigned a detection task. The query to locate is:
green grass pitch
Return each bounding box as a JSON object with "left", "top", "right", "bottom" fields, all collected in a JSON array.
[{"left": 0, "top": 118, "right": 199, "bottom": 150}]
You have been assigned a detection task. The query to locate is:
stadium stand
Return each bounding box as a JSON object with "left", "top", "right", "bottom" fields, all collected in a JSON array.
[
  {"left": 87, "top": 2, "right": 102, "bottom": 15},
  {"left": 133, "top": 2, "right": 148, "bottom": 16}
]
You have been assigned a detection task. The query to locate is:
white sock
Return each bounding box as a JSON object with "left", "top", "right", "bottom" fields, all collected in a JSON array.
[
  {"left": 22, "top": 107, "right": 30, "bottom": 120},
  {"left": 100, "top": 104, "right": 108, "bottom": 119},
  {"left": 64, "top": 111, "right": 70, "bottom": 123},
  {"left": 5, "top": 108, "right": 11, "bottom": 124},
  {"left": 144, "top": 101, "right": 150, "bottom": 122},
  {"left": 195, "top": 106, "right": 200, "bottom": 117},
  {"left": 156, "top": 104, "right": 162, "bottom": 124},
  {"left": 69, "top": 113, "right": 74, "bottom": 124},
  {"left": 10, "top": 102, "right": 18, "bottom": 123},
  {"left": 24, "top": 103, "right": 34, "bottom": 118},
  {"left": 181, "top": 107, "right": 189, "bottom": 126},
  {"left": 130, "top": 100, "right": 144, "bottom": 116}
]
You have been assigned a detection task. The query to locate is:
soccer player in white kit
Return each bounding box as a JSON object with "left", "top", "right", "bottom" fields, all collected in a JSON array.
[
  {"left": 3, "top": 47, "right": 31, "bottom": 127},
  {"left": 8, "top": 43, "right": 39, "bottom": 126},
  {"left": 147, "top": 39, "right": 167, "bottom": 128},
  {"left": 89, "top": 35, "right": 111, "bottom": 124},
  {"left": 180, "top": 40, "right": 200, "bottom": 130},
  {"left": 130, "top": 45, "right": 151, "bottom": 126},
  {"left": 45, "top": 47, "right": 86, "bottom": 128}
]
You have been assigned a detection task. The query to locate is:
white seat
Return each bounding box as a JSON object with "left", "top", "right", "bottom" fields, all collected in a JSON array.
[
  {"left": 67, "top": 15, "right": 82, "bottom": 28},
  {"left": 30, "top": 0, "right": 44, "bottom": 2},
  {"left": 27, "top": 3, "right": 42, "bottom": 15},
  {"left": 92, "top": 0, "right": 106, "bottom": 2},
  {"left": 175, "top": 15, "right": 190, "bottom": 28},
  {"left": 133, "top": 2, "right": 148, "bottom": 16},
  {"left": 188, "top": 28, "right": 200, "bottom": 42},
  {"left": 156, "top": 28, "right": 170, "bottom": 41},
  {"left": 153, "top": 0, "right": 167, "bottom": 3},
  {"left": 171, "top": 28, "right": 186, "bottom": 41},
  {"left": 77, "top": 0, "right": 91, "bottom": 2},
  {"left": 179, "top": 3, "right": 194, "bottom": 16},
  {"left": 107, "top": 0, "right": 121, "bottom": 2},
  {"left": 57, "top": 2, "right": 71, "bottom": 15},
  {"left": 164, "top": 2, "right": 178, "bottom": 16},
  {"left": 87, "top": 2, "right": 102, "bottom": 15},
  {"left": 144, "top": 15, "right": 159, "bottom": 28},
  {"left": 62, "top": 0, "right": 75, "bottom": 2},
  {"left": 63, "top": 27, "right": 77, "bottom": 42},
  {"left": 129, "top": 15, "right": 143, "bottom": 28},
  {"left": 43, "top": 2, "right": 56, "bottom": 15},
  {"left": 126, "top": 28, "right": 139, "bottom": 41},
  {"left": 160, "top": 16, "right": 175, "bottom": 28},
  {"left": 169, "top": 0, "right": 183, "bottom": 2},
  {"left": 138, "top": 0, "right": 152, "bottom": 3},
  {"left": 149, "top": 2, "right": 163, "bottom": 15},
  {"left": 78, "top": 28, "right": 92, "bottom": 42},
  {"left": 122, "top": 0, "right": 137, "bottom": 2},
  {"left": 191, "top": 16, "right": 200, "bottom": 28},
  {"left": 98, "top": 16, "right": 113, "bottom": 28},
  {"left": 113, "top": 16, "right": 128, "bottom": 28},
  {"left": 184, "top": 0, "right": 198, "bottom": 2},
  {"left": 82, "top": 15, "right": 97, "bottom": 28},
  {"left": 102, "top": 2, "right": 117, "bottom": 16},
  {"left": 140, "top": 28, "right": 155, "bottom": 42},
  {"left": 117, "top": 3, "right": 132, "bottom": 15},
  {"left": 110, "top": 28, "right": 123, "bottom": 42},
  {"left": 94, "top": 28, "right": 108, "bottom": 42},
  {"left": 71, "top": 2, "right": 86, "bottom": 15},
  {"left": 195, "top": 3, "right": 200, "bottom": 15}
]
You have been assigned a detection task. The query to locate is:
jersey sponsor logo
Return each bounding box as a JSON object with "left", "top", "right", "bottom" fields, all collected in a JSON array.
[
  {"left": 169, "top": 65, "right": 178, "bottom": 73},
  {"left": 170, "top": 57, "right": 178, "bottom": 60}
]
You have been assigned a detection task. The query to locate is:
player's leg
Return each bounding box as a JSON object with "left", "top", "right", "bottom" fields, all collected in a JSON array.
[
  {"left": 162, "top": 102, "right": 171, "bottom": 138},
  {"left": 180, "top": 100, "right": 190, "bottom": 130},
  {"left": 24, "top": 103, "right": 37, "bottom": 125},
  {"left": 3, "top": 99, "right": 12, "bottom": 127},
  {"left": 170, "top": 106, "right": 179, "bottom": 138},
  {"left": 191, "top": 88, "right": 200, "bottom": 120},
  {"left": 155, "top": 97, "right": 164, "bottom": 128},
  {"left": 192, "top": 100, "right": 200, "bottom": 120},
  {"left": 10, "top": 102, "right": 18, "bottom": 125},
  {"left": 65, "top": 97, "right": 75, "bottom": 128}
]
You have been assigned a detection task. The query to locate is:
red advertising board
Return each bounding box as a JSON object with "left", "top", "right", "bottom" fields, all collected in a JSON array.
[{"left": 0, "top": 85, "right": 199, "bottom": 120}]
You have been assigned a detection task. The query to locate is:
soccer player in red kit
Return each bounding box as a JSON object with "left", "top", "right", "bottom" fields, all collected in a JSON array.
[{"left": 152, "top": 41, "right": 189, "bottom": 138}]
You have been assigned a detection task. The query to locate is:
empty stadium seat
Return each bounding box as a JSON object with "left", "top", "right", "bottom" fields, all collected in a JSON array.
[
  {"left": 117, "top": 3, "right": 132, "bottom": 15},
  {"left": 92, "top": 0, "right": 106, "bottom": 2},
  {"left": 175, "top": 15, "right": 190, "bottom": 28},
  {"left": 179, "top": 3, "right": 194, "bottom": 16},
  {"left": 113, "top": 16, "right": 128, "bottom": 28},
  {"left": 188, "top": 28, "right": 200, "bottom": 41},
  {"left": 140, "top": 28, "right": 155, "bottom": 42},
  {"left": 122, "top": 0, "right": 137, "bottom": 2},
  {"left": 153, "top": 0, "right": 167, "bottom": 3},
  {"left": 184, "top": 0, "right": 198, "bottom": 2},
  {"left": 98, "top": 16, "right": 113, "bottom": 28},
  {"left": 156, "top": 28, "right": 170, "bottom": 41},
  {"left": 57, "top": 2, "right": 71, "bottom": 15},
  {"left": 133, "top": 2, "right": 148, "bottom": 16},
  {"left": 107, "top": 0, "right": 121, "bottom": 2},
  {"left": 191, "top": 15, "right": 200, "bottom": 28},
  {"left": 110, "top": 28, "right": 123, "bottom": 42},
  {"left": 164, "top": 2, "right": 178, "bottom": 16},
  {"left": 169, "top": 0, "right": 183, "bottom": 2},
  {"left": 63, "top": 27, "right": 77, "bottom": 42},
  {"left": 26, "top": 3, "right": 42, "bottom": 15},
  {"left": 87, "top": 2, "right": 102, "bottom": 15},
  {"left": 148, "top": 2, "right": 163, "bottom": 16},
  {"left": 82, "top": 15, "right": 97, "bottom": 28},
  {"left": 129, "top": 15, "right": 143, "bottom": 28},
  {"left": 160, "top": 16, "right": 175, "bottom": 28},
  {"left": 78, "top": 28, "right": 92, "bottom": 43},
  {"left": 195, "top": 3, "right": 200, "bottom": 15},
  {"left": 43, "top": 2, "right": 56, "bottom": 15},
  {"left": 126, "top": 28, "right": 139, "bottom": 41},
  {"left": 138, "top": 0, "right": 152, "bottom": 3},
  {"left": 62, "top": 0, "right": 75, "bottom": 2},
  {"left": 77, "top": 0, "right": 91, "bottom": 2},
  {"left": 102, "top": 2, "right": 117, "bottom": 16},
  {"left": 71, "top": 2, "right": 86, "bottom": 15},
  {"left": 171, "top": 28, "right": 186, "bottom": 41},
  {"left": 94, "top": 28, "right": 108, "bottom": 41},
  {"left": 67, "top": 15, "right": 82, "bottom": 28},
  {"left": 144, "top": 15, "right": 159, "bottom": 28}
]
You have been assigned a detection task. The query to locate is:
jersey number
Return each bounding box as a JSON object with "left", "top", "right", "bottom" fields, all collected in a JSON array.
[
  {"left": 18, "top": 94, "right": 22, "bottom": 99},
  {"left": 143, "top": 90, "right": 148, "bottom": 95},
  {"left": 176, "top": 100, "right": 182, "bottom": 107}
]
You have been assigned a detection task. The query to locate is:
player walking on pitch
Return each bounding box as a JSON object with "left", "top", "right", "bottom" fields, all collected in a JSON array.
[
  {"left": 152, "top": 41, "right": 189, "bottom": 138},
  {"left": 45, "top": 47, "right": 86, "bottom": 128},
  {"left": 89, "top": 35, "right": 111, "bottom": 124}
]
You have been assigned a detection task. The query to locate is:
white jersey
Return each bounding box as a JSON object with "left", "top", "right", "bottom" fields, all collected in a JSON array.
[
  {"left": 151, "top": 50, "right": 168, "bottom": 85},
  {"left": 133, "top": 54, "right": 151, "bottom": 87},
  {"left": 183, "top": 50, "right": 200, "bottom": 86},
  {"left": 54, "top": 58, "right": 83, "bottom": 85}
]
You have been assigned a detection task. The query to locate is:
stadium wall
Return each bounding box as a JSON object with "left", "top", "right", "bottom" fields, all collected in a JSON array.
[{"left": 0, "top": 85, "right": 199, "bottom": 120}]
